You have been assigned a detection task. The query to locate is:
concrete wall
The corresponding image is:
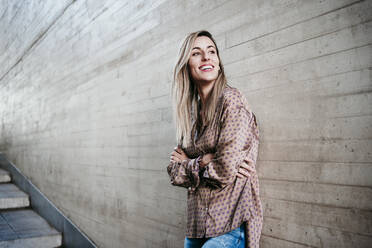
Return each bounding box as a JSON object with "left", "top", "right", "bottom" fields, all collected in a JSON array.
[{"left": 1, "top": 0, "right": 371, "bottom": 247}]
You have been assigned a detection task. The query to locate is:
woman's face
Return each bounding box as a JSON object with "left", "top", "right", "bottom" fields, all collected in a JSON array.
[{"left": 188, "top": 36, "right": 220, "bottom": 86}]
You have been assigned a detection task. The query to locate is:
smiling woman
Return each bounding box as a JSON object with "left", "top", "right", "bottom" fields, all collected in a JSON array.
[
  {"left": 188, "top": 36, "right": 220, "bottom": 88},
  {"left": 167, "top": 31, "right": 263, "bottom": 248}
]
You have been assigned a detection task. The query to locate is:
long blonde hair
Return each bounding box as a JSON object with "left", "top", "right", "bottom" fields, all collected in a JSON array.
[{"left": 172, "top": 30, "right": 228, "bottom": 148}]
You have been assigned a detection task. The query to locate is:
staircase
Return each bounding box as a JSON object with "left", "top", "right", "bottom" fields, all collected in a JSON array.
[{"left": 0, "top": 168, "right": 62, "bottom": 247}]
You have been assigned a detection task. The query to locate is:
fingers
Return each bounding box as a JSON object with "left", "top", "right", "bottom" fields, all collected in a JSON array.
[
  {"left": 238, "top": 171, "right": 250, "bottom": 178},
  {"left": 174, "top": 147, "right": 187, "bottom": 157},
  {"left": 237, "top": 173, "right": 245, "bottom": 178},
  {"left": 170, "top": 147, "right": 188, "bottom": 163},
  {"left": 237, "top": 167, "right": 251, "bottom": 178},
  {"left": 240, "top": 162, "right": 254, "bottom": 173},
  {"left": 203, "top": 153, "right": 215, "bottom": 164},
  {"left": 170, "top": 151, "right": 182, "bottom": 161},
  {"left": 170, "top": 155, "right": 179, "bottom": 163},
  {"left": 172, "top": 146, "right": 183, "bottom": 156},
  {"left": 204, "top": 153, "right": 214, "bottom": 160}
]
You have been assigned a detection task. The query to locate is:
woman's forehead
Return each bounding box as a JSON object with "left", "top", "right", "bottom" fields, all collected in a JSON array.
[{"left": 193, "top": 36, "right": 215, "bottom": 48}]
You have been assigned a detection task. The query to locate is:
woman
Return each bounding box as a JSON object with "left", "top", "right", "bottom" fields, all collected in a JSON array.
[{"left": 167, "top": 30, "right": 262, "bottom": 248}]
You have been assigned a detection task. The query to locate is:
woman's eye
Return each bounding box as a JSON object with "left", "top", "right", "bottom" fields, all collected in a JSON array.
[
  {"left": 192, "top": 52, "right": 200, "bottom": 56},
  {"left": 209, "top": 50, "right": 216, "bottom": 54}
]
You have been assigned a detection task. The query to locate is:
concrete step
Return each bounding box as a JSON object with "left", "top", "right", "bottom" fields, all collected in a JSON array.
[
  {"left": 0, "top": 169, "right": 11, "bottom": 183},
  {"left": 0, "top": 209, "right": 62, "bottom": 247},
  {"left": 0, "top": 183, "right": 30, "bottom": 209}
]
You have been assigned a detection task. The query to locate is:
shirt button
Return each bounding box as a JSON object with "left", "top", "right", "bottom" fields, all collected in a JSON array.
[{"left": 205, "top": 207, "right": 208, "bottom": 211}]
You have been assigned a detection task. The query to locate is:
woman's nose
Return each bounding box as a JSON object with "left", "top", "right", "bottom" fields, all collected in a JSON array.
[{"left": 202, "top": 51, "right": 210, "bottom": 61}]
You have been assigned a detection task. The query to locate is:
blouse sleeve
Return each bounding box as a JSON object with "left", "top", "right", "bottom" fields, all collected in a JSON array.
[
  {"left": 202, "top": 91, "right": 259, "bottom": 188},
  {"left": 167, "top": 156, "right": 202, "bottom": 190}
]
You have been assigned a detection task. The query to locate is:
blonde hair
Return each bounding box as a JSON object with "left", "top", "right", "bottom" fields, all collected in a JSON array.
[{"left": 172, "top": 30, "right": 228, "bottom": 148}]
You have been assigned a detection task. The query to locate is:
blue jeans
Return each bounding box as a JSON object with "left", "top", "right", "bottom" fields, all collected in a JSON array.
[{"left": 184, "top": 224, "right": 245, "bottom": 248}]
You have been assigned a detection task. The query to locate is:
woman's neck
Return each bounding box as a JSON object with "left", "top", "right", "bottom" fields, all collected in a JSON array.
[{"left": 197, "top": 81, "right": 215, "bottom": 108}]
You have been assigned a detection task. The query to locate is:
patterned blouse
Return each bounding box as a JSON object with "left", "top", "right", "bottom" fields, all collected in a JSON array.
[{"left": 167, "top": 86, "right": 263, "bottom": 247}]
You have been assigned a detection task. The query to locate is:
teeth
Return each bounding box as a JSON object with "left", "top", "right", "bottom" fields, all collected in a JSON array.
[{"left": 201, "top": 65, "right": 213, "bottom": 70}]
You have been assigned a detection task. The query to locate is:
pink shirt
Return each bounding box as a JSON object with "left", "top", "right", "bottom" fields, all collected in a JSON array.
[{"left": 167, "top": 86, "right": 263, "bottom": 247}]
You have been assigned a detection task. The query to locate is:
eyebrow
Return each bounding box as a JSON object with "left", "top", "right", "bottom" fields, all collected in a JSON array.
[{"left": 192, "top": 45, "right": 216, "bottom": 50}]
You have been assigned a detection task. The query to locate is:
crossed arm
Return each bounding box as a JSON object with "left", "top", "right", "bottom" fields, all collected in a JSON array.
[
  {"left": 168, "top": 91, "right": 259, "bottom": 189},
  {"left": 170, "top": 147, "right": 253, "bottom": 179}
]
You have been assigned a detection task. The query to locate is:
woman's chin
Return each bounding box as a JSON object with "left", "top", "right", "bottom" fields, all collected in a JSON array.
[{"left": 195, "top": 77, "right": 218, "bottom": 85}]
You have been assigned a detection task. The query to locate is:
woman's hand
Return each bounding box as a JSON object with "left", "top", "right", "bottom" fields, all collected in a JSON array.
[
  {"left": 199, "top": 153, "right": 214, "bottom": 168},
  {"left": 237, "top": 162, "right": 254, "bottom": 179},
  {"left": 170, "top": 146, "right": 189, "bottom": 163},
  {"left": 200, "top": 154, "right": 252, "bottom": 179}
]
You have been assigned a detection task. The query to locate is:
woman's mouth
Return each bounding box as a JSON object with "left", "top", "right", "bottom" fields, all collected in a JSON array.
[{"left": 199, "top": 64, "right": 214, "bottom": 72}]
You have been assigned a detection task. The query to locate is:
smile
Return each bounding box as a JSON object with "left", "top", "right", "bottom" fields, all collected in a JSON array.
[{"left": 199, "top": 64, "right": 214, "bottom": 71}]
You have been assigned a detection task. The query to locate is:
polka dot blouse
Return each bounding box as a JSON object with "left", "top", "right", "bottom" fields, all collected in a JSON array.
[{"left": 167, "top": 86, "right": 263, "bottom": 247}]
